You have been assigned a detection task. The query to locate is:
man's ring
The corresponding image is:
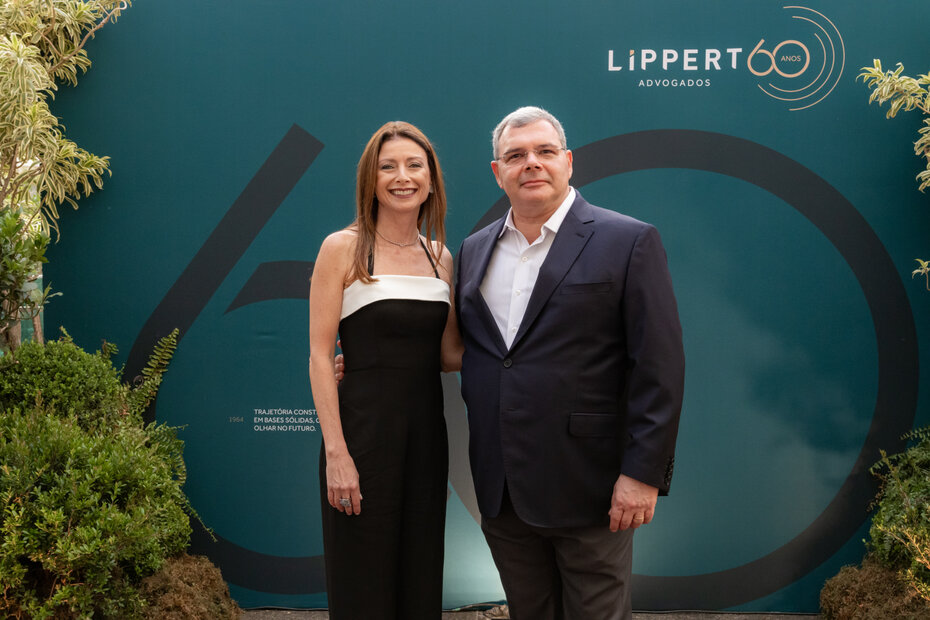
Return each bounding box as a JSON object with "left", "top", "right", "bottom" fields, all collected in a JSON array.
[{"left": 339, "top": 498, "right": 351, "bottom": 508}]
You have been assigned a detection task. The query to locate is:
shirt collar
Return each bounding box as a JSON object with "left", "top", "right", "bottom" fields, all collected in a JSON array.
[{"left": 498, "top": 187, "right": 576, "bottom": 239}]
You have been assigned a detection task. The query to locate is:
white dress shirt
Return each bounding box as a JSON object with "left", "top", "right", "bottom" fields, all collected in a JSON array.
[{"left": 480, "top": 188, "right": 576, "bottom": 348}]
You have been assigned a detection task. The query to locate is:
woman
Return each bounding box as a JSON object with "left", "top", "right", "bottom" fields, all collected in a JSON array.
[{"left": 308, "top": 121, "right": 462, "bottom": 619}]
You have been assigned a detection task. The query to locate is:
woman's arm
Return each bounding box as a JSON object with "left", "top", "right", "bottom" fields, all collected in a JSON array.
[
  {"left": 437, "top": 245, "right": 463, "bottom": 373},
  {"left": 308, "top": 230, "right": 362, "bottom": 515}
]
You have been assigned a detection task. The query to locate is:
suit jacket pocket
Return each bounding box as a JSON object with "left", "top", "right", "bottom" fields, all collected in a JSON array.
[
  {"left": 560, "top": 281, "right": 612, "bottom": 295},
  {"left": 568, "top": 413, "right": 620, "bottom": 437}
]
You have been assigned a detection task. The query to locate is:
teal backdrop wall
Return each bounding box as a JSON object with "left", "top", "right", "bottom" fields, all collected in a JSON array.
[{"left": 46, "top": 0, "right": 930, "bottom": 612}]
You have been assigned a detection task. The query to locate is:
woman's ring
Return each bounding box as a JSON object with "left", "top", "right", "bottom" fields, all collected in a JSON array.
[{"left": 339, "top": 498, "right": 351, "bottom": 508}]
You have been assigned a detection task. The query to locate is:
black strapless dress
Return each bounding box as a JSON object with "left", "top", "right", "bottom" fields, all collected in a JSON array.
[{"left": 319, "top": 268, "right": 450, "bottom": 619}]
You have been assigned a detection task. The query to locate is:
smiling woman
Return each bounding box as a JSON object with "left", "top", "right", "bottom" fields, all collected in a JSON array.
[
  {"left": 307, "top": 121, "right": 463, "bottom": 619},
  {"left": 375, "top": 138, "right": 432, "bottom": 228}
]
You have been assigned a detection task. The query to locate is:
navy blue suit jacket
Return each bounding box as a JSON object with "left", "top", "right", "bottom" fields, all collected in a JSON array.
[{"left": 455, "top": 191, "right": 685, "bottom": 528}]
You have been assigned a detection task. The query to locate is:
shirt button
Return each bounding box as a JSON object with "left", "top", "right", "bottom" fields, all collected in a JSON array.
[
  {"left": 503, "top": 359, "right": 513, "bottom": 368},
  {"left": 515, "top": 290, "right": 521, "bottom": 296},
  {"left": 521, "top": 256, "right": 529, "bottom": 262}
]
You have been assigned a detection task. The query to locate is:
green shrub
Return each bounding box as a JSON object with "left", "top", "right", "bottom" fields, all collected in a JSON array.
[
  {"left": 0, "top": 331, "right": 126, "bottom": 429},
  {"left": 0, "top": 405, "right": 192, "bottom": 618},
  {"left": 0, "top": 329, "right": 195, "bottom": 618},
  {"left": 868, "top": 428, "right": 930, "bottom": 601},
  {"left": 0, "top": 328, "right": 178, "bottom": 430}
]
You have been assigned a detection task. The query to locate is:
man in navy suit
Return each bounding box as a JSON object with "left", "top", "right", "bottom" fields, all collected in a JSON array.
[{"left": 455, "top": 106, "right": 685, "bottom": 620}]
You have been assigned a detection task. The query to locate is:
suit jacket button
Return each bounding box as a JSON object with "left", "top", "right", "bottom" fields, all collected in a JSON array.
[{"left": 503, "top": 359, "right": 512, "bottom": 368}]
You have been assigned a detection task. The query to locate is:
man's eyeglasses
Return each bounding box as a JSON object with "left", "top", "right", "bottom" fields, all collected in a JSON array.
[{"left": 498, "top": 146, "right": 566, "bottom": 166}]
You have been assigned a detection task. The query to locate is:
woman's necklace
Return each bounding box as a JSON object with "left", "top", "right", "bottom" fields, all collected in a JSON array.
[{"left": 376, "top": 228, "right": 419, "bottom": 247}]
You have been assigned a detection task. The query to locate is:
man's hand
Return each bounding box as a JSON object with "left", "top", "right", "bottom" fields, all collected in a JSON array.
[
  {"left": 608, "top": 474, "right": 658, "bottom": 531},
  {"left": 309, "top": 343, "right": 345, "bottom": 383}
]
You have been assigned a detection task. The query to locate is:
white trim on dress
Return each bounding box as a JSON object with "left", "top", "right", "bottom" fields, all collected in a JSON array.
[{"left": 341, "top": 275, "right": 450, "bottom": 320}]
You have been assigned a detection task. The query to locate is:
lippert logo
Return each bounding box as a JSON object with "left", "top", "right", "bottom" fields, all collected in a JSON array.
[{"left": 606, "top": 6, "right": 844, "bottom": 111}]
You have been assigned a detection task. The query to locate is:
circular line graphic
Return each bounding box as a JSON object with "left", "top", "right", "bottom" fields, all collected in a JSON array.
[
  {"left": 755, "top": 6, "right": 845, "bottom": 111},
  {"left": 134, "top": 129, "right": 917, "bottom": 608}
]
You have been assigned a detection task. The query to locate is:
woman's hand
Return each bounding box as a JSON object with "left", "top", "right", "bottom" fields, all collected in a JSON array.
[
  {"left": 326, "top": 450, "right": 363, "bottom": 515},
  {"left": 309, "top": 232, "right": 361, "bottom": 515}
]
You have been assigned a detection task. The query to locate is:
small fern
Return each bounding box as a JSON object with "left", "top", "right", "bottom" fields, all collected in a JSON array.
[{"left": 128, "top": 329, "right": 179, "bottom": 417}]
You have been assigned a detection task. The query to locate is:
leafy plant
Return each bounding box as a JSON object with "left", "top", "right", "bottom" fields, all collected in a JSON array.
[
  {"left": 858, "top": 60, "right": 930, "bottom": 192},
  {"left": 914, "top": 259, "right": 930, "bottom": 291},
  {"left": 859, "top": 60, "right": 930, "bottom": 291},
  {"left": 821, "top": 429, "right": 930, "bottom": 617},
  {"left": 867, "top": 427, "right": 930, "bottom": 602},
  {"left": 0, "top": 328, "right": 127, "bottom": 430},
  {"left": 0, "top": 329, "right": 200, "bottom": 618},
  {"left": 128, "top": 328, "right": 179, "bottom": 416},
  {"left": 0, "top": 405, "right": 191, "bottom": 618},
  {"left": 0, "top": 1, "right": 131, "bottom": 350},
  {"left": 0, "top": 1, "right": 130, "bottom": 232},
  {"left": 0, "top": 210, "right": 54, "bottom": 350}
]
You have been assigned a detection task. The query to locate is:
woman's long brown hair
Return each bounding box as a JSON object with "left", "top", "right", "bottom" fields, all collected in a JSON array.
[{"left": 350, "top": 121, "right": 447, "bottom": 284}]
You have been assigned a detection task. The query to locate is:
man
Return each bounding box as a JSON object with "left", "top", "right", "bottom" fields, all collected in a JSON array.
[{"left": 455, "top": 106, "right": 685, "bottom": 620}]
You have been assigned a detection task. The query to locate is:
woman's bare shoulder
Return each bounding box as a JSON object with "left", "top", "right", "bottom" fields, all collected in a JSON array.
[
  {"left": 318, "top": 229, "right": 358, "bottom": 257},
  {"left": 313, "top": 230, "right": 359, "bottom": 284}
]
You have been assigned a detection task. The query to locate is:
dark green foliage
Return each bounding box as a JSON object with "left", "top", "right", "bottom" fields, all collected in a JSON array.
[
  {"left": 0, "top": 211, "right": 52, "bottom": 337},
  {"left": 0, "top": 329, "right": 126, "bottom": 429},
  {"left": 0, "top": 328, "right": 181, "bottom": 429},
  {"left": 868, "top": 428, "right": 930, "bottom": 601},
  {"left": 0, "top": 406, "right": 192, "bottom": 618},
  {"left": 0, "top": 329, "right": 196, "bottom": 618}
]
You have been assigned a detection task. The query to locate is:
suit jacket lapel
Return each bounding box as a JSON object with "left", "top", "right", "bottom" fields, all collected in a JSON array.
[
  {"left": 461, "top": 219, "right": 509, "bottom": 355},
  {"left": 510, "top": 197, "right": 595, "bottom": 351}
]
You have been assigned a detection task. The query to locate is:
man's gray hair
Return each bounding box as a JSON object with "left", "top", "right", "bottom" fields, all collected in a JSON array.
[{"left": 492, "top": 106, "right": 567, "bottom": 159}]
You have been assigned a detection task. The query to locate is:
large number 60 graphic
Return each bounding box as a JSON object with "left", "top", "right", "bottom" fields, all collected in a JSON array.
[{"left": 747, "top": 39, "right": 810, "bottom": 78}]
